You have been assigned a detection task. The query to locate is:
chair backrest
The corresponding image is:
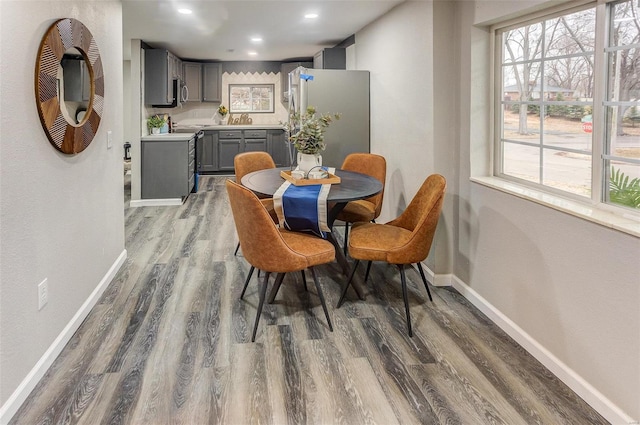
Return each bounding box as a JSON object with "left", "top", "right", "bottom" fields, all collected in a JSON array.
[
  {"left": 386, "top": 174, "right": 446, "bottom": 264},
  {"left": 341, "top": 153, "right": 387, "bottom": 218},
  {"left": 234, "top": 151, "right": 276, "bottom": 183},
  {"left": 225, "top": 179, "right": 307, "bottom": 272}
]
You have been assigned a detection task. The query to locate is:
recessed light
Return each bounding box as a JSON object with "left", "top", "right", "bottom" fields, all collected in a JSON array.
[
  {"left": 251, "top": 37, "right": 263, "bottom": 42},
  {"left": 178, "top": 8, "right": 192, "bottom": 14},
  {"left": 248, "top": 51, "right": 258, "bottom": 56},
  {"left": 304, "top": 13, "right": 318, "bottom": 19}
]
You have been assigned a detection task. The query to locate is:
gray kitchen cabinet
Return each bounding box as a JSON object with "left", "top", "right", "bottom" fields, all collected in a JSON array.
[
  {"left": 243, "top": 129, "right": 267, "bottom": 153},
  {"left": 198, "top": 131, "right": 218, "bottom": 172},
  {"left": 202, "top": 63, "right": 222, "bottom": 102},
  {"left": 183, "top": 62, "right": 202, "bottom": 102},
  {"left": 313, "top": 48, "right": 346, "bottom": 69},
  {"left": 198, "top": 128, "right": 289, "bottom": 173},
  {"left": 218, "top": 130, "right": 242, "bottom": 171},
  {"left": 172, "top": 54, "right": 183, "bottom": 81},
  {"left": 267, "top": 129, "right": 291, "bottom": 167},
  {"left": 145, "top": 48, "right": 175, "bottom": 105},
  {"left": 141, "top": 136, "right": 195, "bottom": 199}
]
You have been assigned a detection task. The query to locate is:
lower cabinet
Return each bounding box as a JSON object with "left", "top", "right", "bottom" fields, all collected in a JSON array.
[
  {"left": 268, "top": 129, "right": 292, "bottom": 167},
  {"left": 142, "top": 136, "right": 195, "bottom": 199},
  {"left": 198, "top": 131, "right": 217, "bottom": 172},
  {"left": 198, "top": 128, "right": 289, "bottom": 173}
]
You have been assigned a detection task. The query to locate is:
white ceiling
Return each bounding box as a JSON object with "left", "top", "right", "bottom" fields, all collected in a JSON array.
[{"left": 122, "top": 0, "right": 405, "bottom": 61}]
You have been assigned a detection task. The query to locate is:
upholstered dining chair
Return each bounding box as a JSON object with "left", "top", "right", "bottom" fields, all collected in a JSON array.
[
  {"left": 226, "top": 179, "right": 335, "bottom": 342},
  {"left": 335, "top": 153, "right": 387, "bottom": 255},
  {"left": 233, "top": 151, "right": 278, "bottom": 256},
  {"left": 336, "top": 174, "right": 446, "bottom": 337}
]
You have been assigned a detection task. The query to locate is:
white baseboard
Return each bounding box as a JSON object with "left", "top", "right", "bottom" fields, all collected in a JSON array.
[
  {"left": 418, "top": 261, "right": 452, "bottom": 287},
  {"left": 450, "top": 274, "right": 637, "bottom": 425},
  {"left": 0, "top": 250, "right": 128, "bottom": 425},
  {"left": 129, "top": 198, "right": 182, "bottom": 207}
]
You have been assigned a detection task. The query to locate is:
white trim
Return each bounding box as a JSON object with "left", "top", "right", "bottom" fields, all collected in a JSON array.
[
  {"left": 129, "top": 198, "right": 183, "bottom": 207},
  {"left": 418, "top": 261, "right": 452, "bottom": 287},
  {"left": 450, "top": 274, "right": 638, "bottom": 425},
  {"left": 471, "top": 176, "right": 640, "bottom": 237},
  {"left": 0, "top": 250, "right": 128, "bottom": 425}
]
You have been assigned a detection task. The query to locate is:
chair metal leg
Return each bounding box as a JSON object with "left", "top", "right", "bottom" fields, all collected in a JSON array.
[
  {"left": 301, "top": 270, "right": 308, "bottom": 291},
  {"left": 343, "top": 222, "right": 350, "bottom": 256},
  {"left": 234, "top": 241, "right": 241, "bottom": 256},
  {"left": 267, "top": 273, "right": 286, "bottom": 303},
  {"left": 337, "top": 260, "right": 360, "bottom": 308},
  {"left": 416, "top": 262, "right": 433, "bottom": 302},
  {"left": 398, "top": 265, "right": 413, "bottom": 337},
  {"left": 364, "top": 261, "right": 373, "bottom": 283},
  {"left": 309, "top": 267, "right": 333, "bottom": 332},
  {"left": 251, "top": 271, "right": 271, "bottom": 342},
  {"left": 240, "top": 266, "right": 255, "bottom": 300}
]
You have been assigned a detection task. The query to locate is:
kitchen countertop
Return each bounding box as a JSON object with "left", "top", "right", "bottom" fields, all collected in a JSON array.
[
  {"left": 173, "top": 124, "right": 285, "bottom": 132},
  {"left": 141, "top": 132, "right": 196, "bottom": 141}
]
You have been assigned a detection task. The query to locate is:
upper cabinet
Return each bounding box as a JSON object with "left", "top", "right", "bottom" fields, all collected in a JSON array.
[
  {"left": 202, "top": 63, "right": 222, "bottom": 102},
  {"left": 145, "top": 48, "right": 176, "bottom": 105},
  {"left": 183, "top": 62, "right": 202, "bottom": 102},
  {"left": 313, "top": 48, "right": 346, "bottom": 69}
]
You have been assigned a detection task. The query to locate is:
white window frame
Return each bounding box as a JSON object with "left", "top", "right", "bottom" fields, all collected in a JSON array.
[
  {"left": 490, "top": 0, "right": 640, "bottom": 230},
  {"left": 228, "top": 84, "right": 275, "bottom": 113}
]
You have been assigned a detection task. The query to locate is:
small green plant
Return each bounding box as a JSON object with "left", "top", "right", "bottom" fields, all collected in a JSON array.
[
  {"left": 609, "top": 166, "right": 640, "bottom": 209},
  {"left": 282, "top": 106, "right": 341, "bottom": 155},
  {"left": 147, "top": 115, "right": 166, "bottom": 129}
]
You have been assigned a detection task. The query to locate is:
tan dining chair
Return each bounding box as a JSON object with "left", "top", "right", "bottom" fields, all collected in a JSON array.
[
  {"left": 335, "top": 153, "right": 386, "bottom": 255},
  {"left": 233, "top": 151, "right": 279, "bottom": 256},
  {"left": 336, "top": 174, "right": 446, "bottom": 337},
  {"left": 226, "top": 179, "right": 335, "bottom": 342}
]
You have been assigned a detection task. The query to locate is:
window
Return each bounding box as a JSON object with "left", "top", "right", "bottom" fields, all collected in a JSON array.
[
  {"left": 495, "top": 0, "right": 640, "bottom": 211},
  {"left": 229, "top": 84, "right": 274, "bottom": 113}
]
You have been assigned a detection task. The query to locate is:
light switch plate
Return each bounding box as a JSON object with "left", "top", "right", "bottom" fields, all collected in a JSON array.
[{"left": 107, "top": 130, "right": 113, "bottom": 149}]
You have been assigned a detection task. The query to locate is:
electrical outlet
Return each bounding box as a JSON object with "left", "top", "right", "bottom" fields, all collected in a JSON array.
[
  {"left": 107, "top": 130, "right": 113, "bottom": 149},
  {"left": 38, "top": 278, "right": 48, "bottom": 310}
]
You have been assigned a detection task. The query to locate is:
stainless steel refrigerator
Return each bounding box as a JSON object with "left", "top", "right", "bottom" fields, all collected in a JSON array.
[{"left": 288, "top": 67, "right": 370, "bottom": 168}]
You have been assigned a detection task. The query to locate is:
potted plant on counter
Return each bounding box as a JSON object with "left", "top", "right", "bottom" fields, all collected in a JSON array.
[
  {"left": 283, "top": 106, "right": 340, "bottom": 173},
  {"left": 147, "top": 115, "right": 166, "bottom": 134},
  {"left": 217, "top": 105, "right": 229, "bottom": 125}
]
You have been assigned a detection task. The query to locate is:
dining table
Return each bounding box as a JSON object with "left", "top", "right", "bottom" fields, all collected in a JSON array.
[{"left": 241, "top": 167, "right": 383, "bottom": 297}]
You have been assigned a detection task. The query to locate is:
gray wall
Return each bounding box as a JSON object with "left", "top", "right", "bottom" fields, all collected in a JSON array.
[
  {"left": 0, "top": 0, "right": 125, "bottom": 415},
  {"left": 355, "top": 0, "right": 639, "bottom": 422}
]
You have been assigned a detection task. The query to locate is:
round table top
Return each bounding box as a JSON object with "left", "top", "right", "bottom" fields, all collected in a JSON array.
[{"left": 241, "top": 167, "right": 383, "bottom": 203}]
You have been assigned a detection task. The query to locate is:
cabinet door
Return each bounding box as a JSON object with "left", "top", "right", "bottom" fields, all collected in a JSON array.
[
  {"left": 218, "top": 139, "right": 241, "bottom": 171},
  {"left": 198, "top": 131, "right": 218, "bottom": 172},
  {"left": 141, "top": 140, "right": 189, "bottom": 199},
  {"left": 202, "top": 63, "right": 222, "bottom": 102},
  {"left": 244, "top": 138, "right": 267, "bottom": 152},
  {"left": 145, "top": 49, "right": 172, "bottom": 105},
  {"left": 183, "top": 62, "right": 202, "bottom": 102},
  {"left": 267, "top": 129, "right": 291, "bottom": 167}
]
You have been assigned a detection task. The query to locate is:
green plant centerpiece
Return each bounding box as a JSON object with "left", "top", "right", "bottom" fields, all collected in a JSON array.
[
  {"left": 283, "top": 106, "right": 340, "bottom": 174},
  {"left": 147, "top": 114, "right": 166, "bottom": 134}
]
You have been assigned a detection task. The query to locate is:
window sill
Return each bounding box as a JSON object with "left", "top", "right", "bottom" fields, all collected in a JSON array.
[{"left": 470, "top": 176, "right": 640, "bottom": 238}]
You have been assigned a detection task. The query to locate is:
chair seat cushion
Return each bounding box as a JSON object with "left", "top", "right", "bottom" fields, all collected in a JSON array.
[
  {"left": 348, "top": 222, "right": 412, "bottom": 262},
  {"left": 280, "top": 230, "right": 335, "bottom": 267},
  {"left": 336, "top": 200, "right": 376, "bottom": 223}
]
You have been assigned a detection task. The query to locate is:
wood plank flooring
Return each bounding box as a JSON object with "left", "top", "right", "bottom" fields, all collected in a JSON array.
[{"left": 9, "top": 175, "right": 610, "bottom": 425}]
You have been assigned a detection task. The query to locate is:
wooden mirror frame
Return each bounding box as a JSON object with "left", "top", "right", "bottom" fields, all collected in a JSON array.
[{"left": 35, "top": 18, "right": 104, "bottom": 154}]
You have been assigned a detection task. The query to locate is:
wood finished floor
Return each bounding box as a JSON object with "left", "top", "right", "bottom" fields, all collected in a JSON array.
[{"left": 10, "top": 175, "right": 610, "bottom": 425}]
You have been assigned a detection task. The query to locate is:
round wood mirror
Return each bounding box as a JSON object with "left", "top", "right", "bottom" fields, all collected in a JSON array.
[{"left": 35, "top": 18, "right": 104, "bottom": 154}]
